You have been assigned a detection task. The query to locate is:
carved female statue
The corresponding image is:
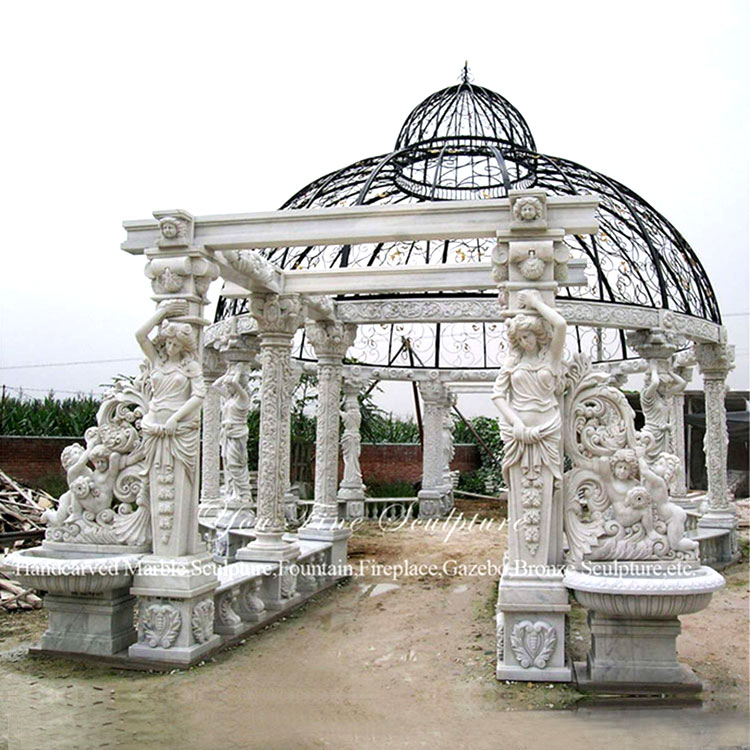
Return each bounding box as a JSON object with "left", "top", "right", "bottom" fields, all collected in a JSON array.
[
  {"left": 135, "top": 301, "right": 205, "bottom": 552},
  {"left": 214, "top": 363, "right": 253, "bottom": 504},
  {"left": 641, "top": 363, "right": 686, "bottom": 459},
  {"left": 492, "top": 289, "right": 566, "bottom": 561},
  {"left": 340, "top": 394, "right": 363, "bottom": 490}
]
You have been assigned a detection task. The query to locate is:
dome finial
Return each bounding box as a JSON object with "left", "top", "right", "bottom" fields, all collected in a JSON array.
[{"left": 460, "top": 61, "right": 472, "bottom": 84}]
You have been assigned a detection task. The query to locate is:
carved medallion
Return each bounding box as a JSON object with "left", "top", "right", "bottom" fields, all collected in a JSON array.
[
  {"left": 141, "top": 603, "right": 182, "bottom": 649},
  {"left": 510, "top": 620, "right": 557, "bottom": 669}
]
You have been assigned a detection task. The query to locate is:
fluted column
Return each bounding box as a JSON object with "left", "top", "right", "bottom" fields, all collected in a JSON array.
[
  {"left": 695, "top": 343, "right": 735, "bottom": 530},
  {"left": 301, "top": 320, "right": 356, "bottom": 532},
  {"left": 418, "top": 381, "right": 449, "bottom": 519},
  {"left": 237, "top": 293, "right": 303, "bottom": 562}
]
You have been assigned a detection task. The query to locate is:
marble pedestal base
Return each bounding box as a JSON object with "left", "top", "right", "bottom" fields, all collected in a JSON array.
[
  {"left": 417, "top": 489, "right": 443, "bottom": 519},
  {"left": 128, "top": 553, "right": 220, "bottom": 666},
  {"left": 697, "top": 510, "right": 739, "bottom": 566},
  {"left": 41, "top": 587, "right": 136, "bottom": 656},
  {"left": 298, "top": 525, "right": 350, "bottom": 575},
  {"left": 339, "top": 487, "right": 365, "bottom": 520},
  {"left": 496, "top": 573, "right": 572, "bottom": 683},
  {"left": 579, "top": 612, "right": 697, "bottom": 687}
]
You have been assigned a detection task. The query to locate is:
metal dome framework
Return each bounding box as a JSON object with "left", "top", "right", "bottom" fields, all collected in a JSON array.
[{"left": 216, "top": 72, "right": 720, "bottom": 370}]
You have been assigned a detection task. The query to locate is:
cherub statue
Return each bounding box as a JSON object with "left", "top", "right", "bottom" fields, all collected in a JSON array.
[
  {"left": 41, "top": 443, "right": 93, "bottom": 526},
  {"left": 639, "top": 451, "right": 698, "bottom": 553}
]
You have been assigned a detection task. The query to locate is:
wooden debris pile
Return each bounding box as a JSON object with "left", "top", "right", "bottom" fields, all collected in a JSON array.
[{"left": 0, "top": 468, "right": 56, "bottom": 611}]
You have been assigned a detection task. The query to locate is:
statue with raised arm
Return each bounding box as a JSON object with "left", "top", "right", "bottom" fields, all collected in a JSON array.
[
  {"left": 641, "top": 362, "right": 686, "bottom": 460},
  {"left": 492, "top": 289, "right": 566, "bottom": 561},
  {"left": 136, "top": 300, "right": 206, "bottom": 553},
  {"left": 214, "top": 363, "right": 253, "bottom": 506}
]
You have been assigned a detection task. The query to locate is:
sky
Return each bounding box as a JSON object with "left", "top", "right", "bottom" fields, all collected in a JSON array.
[{"left": 0, "top": 0, "right": 747, "bottom": 419}]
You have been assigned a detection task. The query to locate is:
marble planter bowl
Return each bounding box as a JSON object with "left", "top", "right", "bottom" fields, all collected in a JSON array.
[
  {"left": 563, "top": 566, "right": 725, "bottom": 618},
  {"left": 1, "top": 546, "right": 141, "bottom": 596},
  {"left": 563, "top": 565, "right": 725, "bottom": 689}
]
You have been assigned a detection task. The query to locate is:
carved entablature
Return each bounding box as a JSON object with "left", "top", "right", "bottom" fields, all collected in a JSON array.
[
  {"left": 562, "top": 354, "right": 699, "bottom": 565},
  {"left": 219, "top": 250, "right": 282, "bottom": 293}
]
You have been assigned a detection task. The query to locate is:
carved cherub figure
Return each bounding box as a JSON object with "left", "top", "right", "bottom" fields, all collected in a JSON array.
[
  {"left": 41, "top": 443, "right": 93, "bottom": 525},
  {"left": 638, "top": 451, "right": 698, "bottom": 553},
  {"left": 88, "top": 445, "right": 122, "bottom": 514}
]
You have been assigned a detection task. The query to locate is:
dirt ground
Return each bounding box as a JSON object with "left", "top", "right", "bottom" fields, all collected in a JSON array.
[{"left": 1, "top": 503, "right": 748, "bottom": 750}]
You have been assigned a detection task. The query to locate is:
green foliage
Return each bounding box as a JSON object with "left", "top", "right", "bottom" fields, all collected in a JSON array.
[
  {"left": 0, "top": 393, "right": 100, "bottom": 437},
  {"left": 361, "top": 411, "right": 420, "bottom": 443},
  {"left": 366, "top": 480, "right": 417, "bottom": 498}
]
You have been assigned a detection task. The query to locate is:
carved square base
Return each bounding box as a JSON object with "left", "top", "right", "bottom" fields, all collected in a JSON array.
[
  {"left": 344, "top": 500, "right": 365, "bottom": 519},
  {"left": 129, "top": 590, "right": 221, "bottom": 666},
  {"left": 496, "top": 574, "right": 571, "bottom": 683},
  {"left": 236, "top": 539, "right": 300, "bottom": 563},
  {"left": 129, "top": 633, "right": 221, "bottom": 666},
  {"left": 40, "top": 588, "right": 136, "bottom": 656},
  {"left": 582, "top": 612, "right": 692, "bottom": 685},
  {"left": 417, "top": 490, "right": 442, "bottom": 519},
  {"left": 298, "top": 527, "right": 350, "bottom": 574}
]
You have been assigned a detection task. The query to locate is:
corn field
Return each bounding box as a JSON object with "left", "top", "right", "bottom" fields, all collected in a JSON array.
[{"left": 0, "top": 393, "right": 101, "bottom": 437}]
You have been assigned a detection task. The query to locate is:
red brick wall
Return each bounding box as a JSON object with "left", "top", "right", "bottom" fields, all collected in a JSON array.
[
  {"left": 1, "top": 436, "right": 483, "bottom": 489},
  {"left": 356, "top": 443, "right": 481, "bottom": 484},
  {"left": 0, "top": 436, "right": 82, "bottom": 487}
]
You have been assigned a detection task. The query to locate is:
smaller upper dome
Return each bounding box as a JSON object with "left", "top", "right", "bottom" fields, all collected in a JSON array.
[{"left": 395, "top": 66, "right": 536, "bottom": 152}]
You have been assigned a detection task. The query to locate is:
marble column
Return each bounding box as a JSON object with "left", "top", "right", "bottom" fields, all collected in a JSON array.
[
  {"left": 670, "top": 350, "right": 695, "bottom": 498},
  {"left": 281, "top": 360, "right": 303, "bottom": 524},
  {"left": 418, "top": 381, "right": 449, "bottom": 519},
  {"left": 129, "top": 210, "right": 222, "bottom": 665},
  {"left": 199, "top": 348, "right": 224, "bottom": 517},
  {"left": 337, "top": 372, "right": 368, "bottom": 519},
  {"left": 237, "top": 293, "right": 303, "bottom": 563},
  {"left": 299, "top": 321, "right": 356, "bottom": 564},
  {"left": 439, "top": 391, "right": 457, "bottom": 514},
  {"left": 695, "top": 343, "right": 736, "bottom": 547}
]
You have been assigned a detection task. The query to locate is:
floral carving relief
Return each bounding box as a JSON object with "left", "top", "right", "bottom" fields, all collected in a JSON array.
[{"left": 140, "top": 603, "right": 182, "bottom": 649}]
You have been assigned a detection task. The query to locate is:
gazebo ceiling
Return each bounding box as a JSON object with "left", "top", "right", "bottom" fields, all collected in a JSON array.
[{"left": 216, "top": 69, "right": 720, "bottom": 369}]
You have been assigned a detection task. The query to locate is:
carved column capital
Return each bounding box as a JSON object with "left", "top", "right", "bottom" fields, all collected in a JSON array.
[
  {"left": 418, "top": 380, "right": 449, "bottom": 404},
  {"left": 250, "top": 293, "right": 304, "bottom": 337},
  {"left": 695, "top": 343, "right": 735, "bottom": 379},
  {"left": 627, "top": 329, "right": 684, "bottom": 362},
  {"left": 144, "top": 248, "right": 219, "bottom": 307},
  {"left": 305, "top": 320, "right": 357, "bottom": 360}
]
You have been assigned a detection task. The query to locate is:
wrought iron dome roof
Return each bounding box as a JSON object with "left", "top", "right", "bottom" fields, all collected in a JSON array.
[{"left": 216, "top": 70, "right": 720, "bottom": 369}]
